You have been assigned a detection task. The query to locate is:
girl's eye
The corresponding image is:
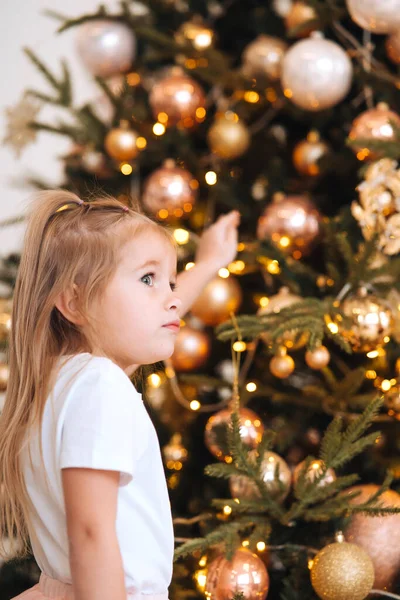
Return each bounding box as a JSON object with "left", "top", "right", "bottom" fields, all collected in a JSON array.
[
  {"left": 170, "top": 282, "right": 177, "bottom": 291},
  {"left": 141, "top": 273, "right": 154, "bottom": 286}
]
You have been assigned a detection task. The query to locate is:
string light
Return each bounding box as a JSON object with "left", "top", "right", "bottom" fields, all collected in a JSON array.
[
  {"left": 205, "top": 171, "right": 217, "bottom": 185},
  {"left": 381, "top": 379, "right": 392, "bottom": 392},
  {"left": 148, "top": 373, "right": 162, "bottom": 388},
  {"left": 173, "top": 229, "right": 190, "bottom": 244},
  {"left": 185, "top": 262, "right": 195, "bottom": 270},
  {"left": 223, "top": 505, "right": 232, "bottom": 515},
  {"left": 232, "top": 341, "right": 246, "bottom": 352},
  {"left": 246, "top": 382, "right": 257, "bottom": 392},
  {"left": 136, "top": 136, "right": 147, "bottom": 149},
  {"left": 218, "top": 268, "right": 230, "bottom": 278},
  {"left": 259, "top": 296, "right": 269, "bottom": 307},
  {"left": 256, "top": 541, "right": 266, "bottom": 552},
  {"left": 190, "top": 400, "right": 201, "bottom": 411},
  {"left": 120, "top": 163, "right": 133, "bottom": 175},
  {"left": 153, "top": 122, "right": 166, "bottom": 135}
]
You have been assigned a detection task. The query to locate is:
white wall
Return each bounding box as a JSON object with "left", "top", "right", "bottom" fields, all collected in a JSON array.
[{"left": 0, "top": 0, "right": 120, "bottom": 255}]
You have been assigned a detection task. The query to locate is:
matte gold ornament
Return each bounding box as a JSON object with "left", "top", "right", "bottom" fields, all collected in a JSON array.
[
  {"left": 270, "top": 348, "right": 295, "bottom": 379},
  {"left": 346, "top": 0, "right": 400, "bottom": 34},
  {"left": 142, "top": 160, "right": 198, "bottom": 220},
  {"left": 339, "top": 288, "right": 393, "bottom": 353},
  {"left": 305, "top": 345, "right": 330, "bottom": 369},
  {"left": 230, "top": 450, "right": 292, "bottom": 503},
  {"left": 149, "top": 70, "right": 206, "bottom": 128},
  {"left": 293, "top": 459, "right": 336, "bottom": 487},
  {"left": 349, "top": 103, "right": 400, "bottom": 161},
  {"left": 207, "top": 114, "right": 250, "bottom": 160},
  {"left": 170, "top": 325, "right": 210, "bottom": 372},
  {"left": 344, "top": 484, "right": 400, "bottom": 590},
  {"left": 386, "top": 31, "right": 400, "bottom": 64},
  {"left": 293, "top": 131, "right": 330, "bottom": 176},
  {"left": 311, "top": 541, "right": 374, "bottom": 600},
  {"left": 281, "top": 33, "right": 353, "bottom": 111},
  {"left": 242, "top": 35, "right": 288, "bottom": 81},
  {"left": 0, "top": 362, "right": 9, "bottom": 392},
  {"left": 104, "top": 121, "right": 139, "bottom": 162},
  {"left": 258, "top": 287, "right": 308, "bottom": 349},
  {"left": 191, "top": 275, "right": 242, "bottom": 326},
  {"left": 205, "top": 548, "right": 269, "bottom": 600},
  {"left": 204, "top": 407, "right": 264, "bottom": 462},
  {"left": 284, "top": 1, "right": 319, "bottom": 37},
  {"left": 175, "top": 20, "right": 214, "bottom": 50},
  {"left": 257, "top": 193, "right": 321, "bottom": 257}
]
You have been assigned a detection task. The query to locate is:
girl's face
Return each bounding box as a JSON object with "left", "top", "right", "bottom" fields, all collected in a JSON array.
[{"left": 87, "top": 227, "right": 181, "bottom": 369}]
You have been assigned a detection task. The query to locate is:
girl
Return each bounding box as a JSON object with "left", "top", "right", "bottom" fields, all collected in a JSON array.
[{"left": 0, "top": 190, "right": 239, "bottom": 600}]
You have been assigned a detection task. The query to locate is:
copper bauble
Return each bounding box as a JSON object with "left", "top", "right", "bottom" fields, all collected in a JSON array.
[
  {"left": 0, "top": 299, "right": 12, "bottom": 343},
  {"left": 281, "top": 34, "right": 353, "bottom": 111},
  {"left": 284, "top": 1, "right": 319, "bottom": 37},
  {"left": 242, "top": 35, "right": 287, "bottom": 80},
  {"left": 270, "top": 353, "right": 295, "bottom": 379},
  {"left": 175, "top": 20, "right": 214, "bottom": 50},
  {"left": 191, "top": 275, "right": 242, "bottom": 326},
  {"left": 104, "top": 121, "right": 139, "bottom": 162},
  {"left": 207, "top": 115, "right": 250, "bottom": 160},
  {"left": 204, "top": 407, "right": 264, "bottom": 462},
  {"left": 386, "top": 31, "right": 400, "bottom": 64},
  {"left": 257, "top": 194, "right": 321, "bottom": 257},
  {"left": 349, "top": 103, "right": 400, "bottom": 161},
  {"left": 149, "top": 71, "right": 206, "bottom": 128},
  {"left": 339, "top": 288, "right": 393, "bottom": 353},
  {"left": 305, "top": 345, "right": 330, "bottom": 369},
  {"left": 230, "top": 450, "right": 292, "bottom": 503},
  {"left": 142, "top": 160, "right": 198, "bottom": 220},
  {"left": 346, "top": 0, "right": 400, "bottom": 34},
  {"left": 170, "top": 325, "right": 210, "bottom": 372},
  {"left": 293, "top": 131, "right": 330, "bottom": 176},
  {"left": 205, "top": 548, "right": 269, "bottom": 600},
  {"left": 258, "top": 287, "right": 308, "bottom": 349},
  {"left": 311, "top": 541, "right": 374, "bottom": 600},
  {"left": 345, "top": 484, "right": 400, "bottom": 590},
  {"left": 0, "top": 362, "right": 9, "bottom": 392},
  {"left": 293, "top": 459, "right": 336, "bottom": 487}
]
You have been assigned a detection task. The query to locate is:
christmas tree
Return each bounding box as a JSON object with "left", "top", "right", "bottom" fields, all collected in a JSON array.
[{"left": 4, "top": 0, "right": 400, "bottom": 598}]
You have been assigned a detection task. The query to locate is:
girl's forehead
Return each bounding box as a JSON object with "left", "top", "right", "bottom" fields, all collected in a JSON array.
[{"left": 121, "top": 226, "right": 177, "bottom": 265}]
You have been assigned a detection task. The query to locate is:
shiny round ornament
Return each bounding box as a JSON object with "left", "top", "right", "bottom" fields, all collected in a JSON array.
[
  {"left": 204, "top": 407, "right": 264, "bottom": 462},
  {"left": 242, "top": 35, "right": 288, "bottom": 81},
  {"left": 258, "top": 287, "right": 308, "bottom": 349},
  {"left": 293, "top": 131, "right": 330, "bottom": 176},
  {"left": 384, "top": 384, "right": 400, "bottom": 414},
  {"left": 230, "top": 450, "right": 292, "bottom": 503},
  {"left": 142, "top": 160, "right": 198, "bottom": 220},
  {"left": 305, "top": 345, "right": 330, "bottom": 369},
  {"left": 205, "top": 548, "right": 269, "bottom": 600},
  {"left": 104, "top": 121, "right": 139, "bottom": 162},
  {"left": 273, "top": 0, "right": 293, "bottom": 18},
  {"left": 0, "top": 299, "right": 12, "bottom": 342},
  {"left": 281, "top": 34, "right": 353, "bottom": 111},
  {"left": 0, "top": 362, "right": 9, "bottom": 392},
  {"left": 270, "top": 351, "right": 295, "bottom": 379},
  {"left": 349, "top": 103, "right": 400, "bottom": 161},
  {"left": 346, "top": 0, "right": 400, "bottom": 33},
  {"left": 257, "top": 194, "right": 321, "bottom": 257},
  {"left": 311, "top": 541, "right": 374, "bottom": 600},
  {"left": 345, "top": 484, "right": 400, "bottom": 590},
  {"left": 191, "top": 275, "right": 242, "bottom": 326},
  {"left": 170, "top": 325, "right": 210, "bottom": 372},
  {"left": 386, "top": 31, "right": 400, "bottom": 64},
  {"left": 293, "top": 459, "right": 336, "bottom": 487},
  {"left": 339, "top": 288, "right": 393, "bottom": 353},
  {"left": 285, "top": 1, "right": 319, "bottom": 37},
  {"left": 76, "top": 20, "right": 136, "bottom": 78},
  {"left": 149, "top": 71, "right": 206, "bottom": 128},
  {"left": 81, "top": 149, "right": 107, "bottom": 175},
  {"left": 162, "top": 433, "right": 188, "bottom": 467},
  {"left": 175, "top": 20, "right": 214, "bottom": 50},
  {"left": 207, "top": 115, "right": 250, "bottom": 160}
]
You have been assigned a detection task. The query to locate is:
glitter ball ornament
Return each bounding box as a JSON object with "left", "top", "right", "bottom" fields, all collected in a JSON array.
[
  {"left": 204, "top": 407, "right": 264, "bottom": 462},
  {"left": 175, "top": 20, "right": 214, "bottom": 50},
  {"left": 338, "top": 288, "right": 393, "bottom": 353},
  {"left": 76, "top": 20, "right": 136, "bottom": 78},
  {"left": 293, "top": 131, "right": 330, "bottom": 176},
  {"left": 386, "top": 31, "right": 400, "bottom": 64},
  {"left": 349, "top": 103, "right": 400, "bottom": 161},
  {"left": 208, "top": 114, "right": 250, "bottom": 160},
  {"left": 311, "top": 541, "right": 374, "bottom": 600},
  {"left": 205, "top": 548, "right": 269, "bottom": 600},
  {"left": 257, "top": 194, "right": 321, "bottom": 257},
  {"left": 305, "top": 345, "right": 330, "bottom": 369},
  {"left": 344, "top": 484, "right": 400, "bottom": 590},
  {"left": 284, "top": 1, "right": 319, "bottom": 37},
  {"left": 104, "top": 121, "right": 139, "bottom": 162},
  {"left": 346, "top": 0, "right": 400, "bottom": 34},
  {"left": 293, "top": 459, "right": 336, "bottom": 487},
  {"left": 230, "top": 450, "right": 292, "bottom": 503},
  {"left": 242, "top": 35, "right": 288, "bottom": 81},
  {"left": 149, "top": 70, "right": 206, "bottom": 128},
  {"left": 191, "top": 275, "right": 242, "bottom": 326},
  {"left": 270, "top": 348, "right": 295, "bottom": 379},
  {"left": 170, "top": 325, "right": 210, "bottom": 372},
  {"left": 281, "top": 33, "right": 353, "bottom": 111},
  {"left": 142, "top": 160, "right": 197, "bottom": 220},
  {"left": 258, "top": 287, "right": 308, "bottom": 349}
]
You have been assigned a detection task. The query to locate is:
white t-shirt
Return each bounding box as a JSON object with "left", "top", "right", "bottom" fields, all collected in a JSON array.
[{"left": 22, "top": 353, "right": 174, "bottom": 594}]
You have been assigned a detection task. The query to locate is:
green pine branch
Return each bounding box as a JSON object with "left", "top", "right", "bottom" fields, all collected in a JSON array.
[{"left": 23, "top": 49, "right": 72, "bottom": 106}]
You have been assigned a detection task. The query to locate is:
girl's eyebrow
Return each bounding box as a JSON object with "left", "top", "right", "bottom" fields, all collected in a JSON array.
[{"left": 135, "top": 259, "right": 161, "bottom": 271}]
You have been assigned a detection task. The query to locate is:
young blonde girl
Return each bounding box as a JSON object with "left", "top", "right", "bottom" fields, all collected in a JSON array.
[{"left": 0, "top": 190, "right": 239, "bottom": 600}]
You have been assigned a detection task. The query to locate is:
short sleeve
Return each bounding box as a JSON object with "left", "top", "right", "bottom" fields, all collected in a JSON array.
[{"left": 60, "top": 361, "right": 147, "bottom": 486}]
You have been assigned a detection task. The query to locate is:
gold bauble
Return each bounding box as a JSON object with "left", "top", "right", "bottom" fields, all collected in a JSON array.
[
  {"left": 191, "top": 275, "right": 242, "bottom": 326},
  {"left": 0, "top": 362, "right": 9, "bottom": 392},
  {"left": 242, "top": 35, "right": 287, "bottom": 80},
  {"left": 293, "top": 459, "right": 336, "bottom": 487},
  {"left": 0, "top": 298, "right": 12, "bottom": 343},
  {"left": 311, "top": 541, "right": 374, "bottom": 600},
  {"left": 81, "top": 149, "right": 107, "bottom": 175},
  {"left": 170, "top": 325, "right": 210, "bottom": 372},
  {"left": 104, "top": 121, "right": 139, "bottom": 161},
  {"left": 230, "top": 450, "right": 292, "bottom": 503},
  {"left": 305, "top": 345, "right": 330, "bottom": 369},
  {"left": 207, "top": 115, "right": 250, "bottom": 160},
  {"left": 270, "top": 352, "right": 295, "bottom": 379},
  {"left": 175, "top": 20, "right": 214, "bottom": 50},
  {"left": 345, "top": 484, "right": 400, "bottom": 590},
  {"left": 149, "top": 70, "right": 206, "bottom": 128},
  {"left": 349, "top": 103, "right": 400, "bottom": 161},
  {"left": 384, "top": 384, "right": 400, "bottom": 414},
  {"left": 293, "top": 131, "right": 330, "bottom": 176},
  {"left": 162, "top": 433, "right": 188, "bottom": 469},
  {"left": 285, "top": 1, "right": 319, "bottom": 37},
  {"left": 205, "top": 548, "right": 269, "bottom": 600},
  {"left": 204, "top": 407, "right": 264, "bottom": 462},
  {"left": 339, "top": 288, "right": 393, "bottom": 353},
  {"left": 386, "top": 31, "right": 400, "bottom": 64},
  {"left": 257, "top": 194, "right": 321, "bottom": 257},
  {"left": 258, "top": 286, "right": 308, "bottom": 349}
]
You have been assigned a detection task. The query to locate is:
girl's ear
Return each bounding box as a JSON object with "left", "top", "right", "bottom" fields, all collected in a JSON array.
[{"left": 54, "top": 284, "right": 86, "bottom": 326}]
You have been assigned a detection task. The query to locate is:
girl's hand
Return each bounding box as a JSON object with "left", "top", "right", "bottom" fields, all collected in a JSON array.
[{"left": 195, "top": 210, "right": 240, "bottom": 272}]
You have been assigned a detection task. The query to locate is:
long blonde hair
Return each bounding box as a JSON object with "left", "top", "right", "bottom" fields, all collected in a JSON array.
[{"left": 0, "top": 190, "right": 170, "bottom": 557}]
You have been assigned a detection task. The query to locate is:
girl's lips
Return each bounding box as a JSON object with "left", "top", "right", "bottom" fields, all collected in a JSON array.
[{"left": 163, "top": 320, "right": 181, "bottom": 331}]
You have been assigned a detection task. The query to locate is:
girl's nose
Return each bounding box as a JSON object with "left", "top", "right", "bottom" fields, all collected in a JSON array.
[{"left": 167, "top": 293, "right": 182, "bottom": 312}]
